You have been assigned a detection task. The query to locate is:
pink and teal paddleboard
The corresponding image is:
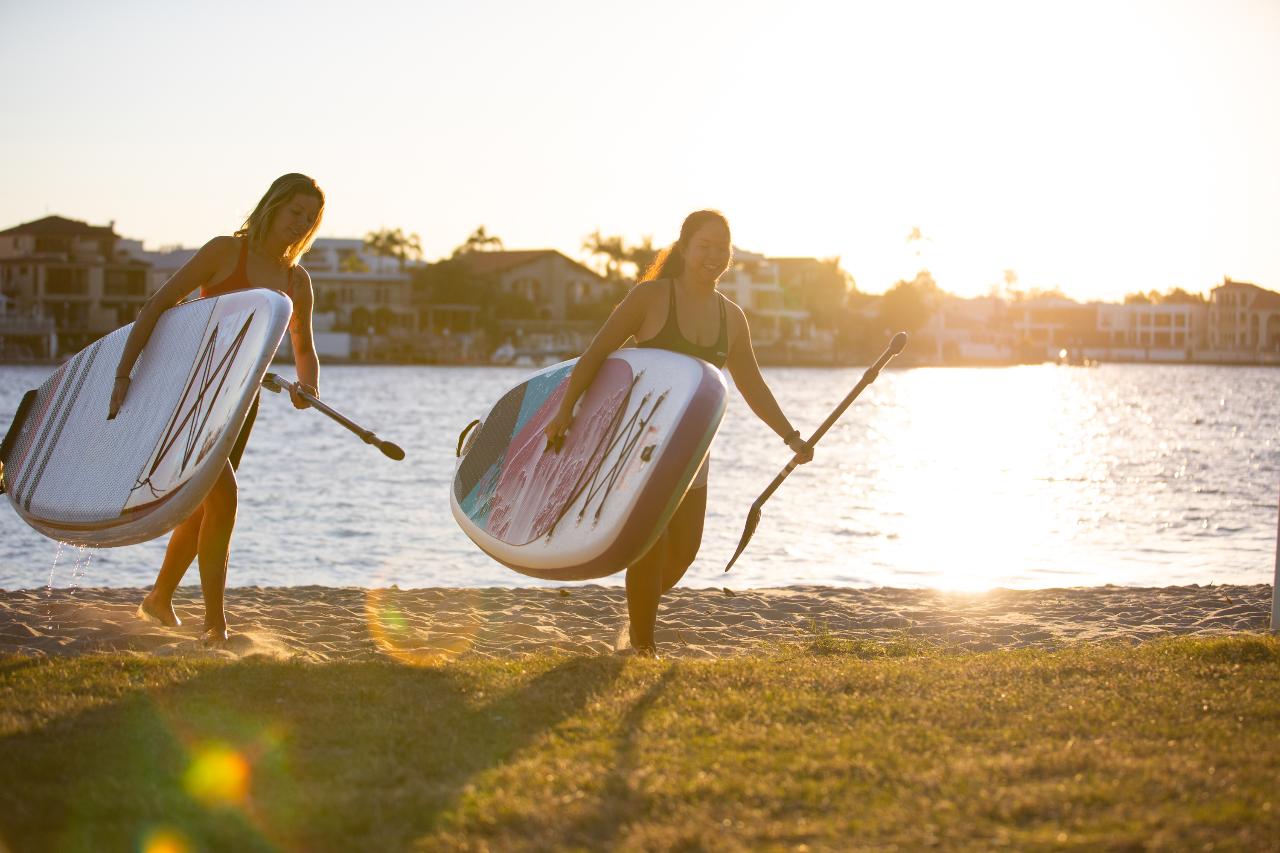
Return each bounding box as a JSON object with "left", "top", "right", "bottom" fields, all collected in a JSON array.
[{"left": 451, "top": 349, "right": 726, "bottom": 580}]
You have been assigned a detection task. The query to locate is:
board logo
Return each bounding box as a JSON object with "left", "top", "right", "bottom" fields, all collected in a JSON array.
[{"left": 129, "top": 310, "right": 255, "bottom": 504}]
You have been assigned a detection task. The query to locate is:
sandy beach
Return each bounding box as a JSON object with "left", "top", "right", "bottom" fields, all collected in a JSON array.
[{"left": 0, "top": 583, "right": 1272, "bottom": 662}]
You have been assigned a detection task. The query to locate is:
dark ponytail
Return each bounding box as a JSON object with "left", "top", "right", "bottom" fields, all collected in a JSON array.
[{"left": 640, "top": 209, "right": 730, "bottom": 282}]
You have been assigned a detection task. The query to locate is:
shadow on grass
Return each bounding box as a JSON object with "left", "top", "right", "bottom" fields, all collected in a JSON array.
[
  {"left": 0, "top": 655, "right": 625, "bottom": 852},
  {"left": 554, "top": 666, "right": 678, "bottom": 849}
]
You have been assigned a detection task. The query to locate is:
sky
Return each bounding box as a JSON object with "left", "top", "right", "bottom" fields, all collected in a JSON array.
[{"left": 1, "top": 0, "right": 1277, "bottom": 300}]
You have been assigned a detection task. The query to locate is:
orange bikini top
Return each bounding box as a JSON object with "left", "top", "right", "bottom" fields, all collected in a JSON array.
[{"left": 201, "top": 238, "right": 294, "bottom": 300}]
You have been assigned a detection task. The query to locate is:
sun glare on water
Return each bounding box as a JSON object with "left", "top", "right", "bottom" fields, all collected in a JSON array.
[{"left": 869, "top": 366, "right": 1104, "bottom": 591}]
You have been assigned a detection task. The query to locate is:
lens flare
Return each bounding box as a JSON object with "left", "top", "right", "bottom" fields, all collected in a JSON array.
[
  {"left": 183, "top": 743, "right": 250, "bottom": 807},
  {"left": 140, "top": 827, "right": 192, "bottom": 853},
  {"left": 364, "top": 586, "right": 479, "bottom": 665}
]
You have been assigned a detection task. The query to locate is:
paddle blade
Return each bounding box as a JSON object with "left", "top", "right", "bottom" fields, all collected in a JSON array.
[
  {"left": 380, "top": 441, "right": 406, "bottom": 461},
  {"left": 724, "top": 503, "right": 763, "bottom": 573},
  {"left": 888, "top": 332, "right": 908, "bottom": 355}
]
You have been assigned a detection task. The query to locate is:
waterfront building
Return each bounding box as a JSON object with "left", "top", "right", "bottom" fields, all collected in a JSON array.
[
  {"left": 113, "top": 239, "right": 196, "bottom": 298},
  {"left": 0, "top": 290, "right": 57, "bottom": 359},
  {"left": 1208, "top": 278, "right": 1280, "bottom": 354},
  {"left": 717, "top": 249, "right": 813, "bottom": 353},
  {"left": 0, "top": 216, "right": 150, "bottom": 353},
  {"left": 923, "top": 295, "right": 1016, "bottom": 363},
  {"left": 1009, "top": 297, "right": 1100, "bottom": 360},
  {"left": 440, "top": 250, "right": 618, "bottom": 362},
  {"left": 769, "top": 257, "right": 845, "bottom": 362},
  {"left": 450, "top": 250, "right": 616, "bottom": 323},
  {"left": 113, "top": 236, "right": 384, "bottom": 361},
  {"left": 301, "top": 238, "right": 417, "bottom": 335},
  {"left": 1094, "top": 301, "right": 1208, "bottom": 360}
]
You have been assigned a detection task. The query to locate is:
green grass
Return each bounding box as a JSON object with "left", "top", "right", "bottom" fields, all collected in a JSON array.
[{"left": 1, "top": 635, "right": 1278, "bottom": 852}]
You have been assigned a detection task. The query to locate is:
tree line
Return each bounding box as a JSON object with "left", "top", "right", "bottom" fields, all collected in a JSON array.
[{"left": 358, "top": 223, "right": 1211, "bottom": 361}]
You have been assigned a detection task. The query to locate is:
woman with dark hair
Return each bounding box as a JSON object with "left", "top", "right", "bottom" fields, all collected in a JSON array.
[
  {"left": 108, "top": 173, "right": 325, "bottom": 644},
  {"left": 544, "top": 209, "right": 814, "bottom": 656}
]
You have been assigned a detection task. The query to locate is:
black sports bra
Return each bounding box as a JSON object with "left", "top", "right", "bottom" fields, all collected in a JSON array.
[{"left": 636, "top": 279, "right": 729, "bottom": 369}]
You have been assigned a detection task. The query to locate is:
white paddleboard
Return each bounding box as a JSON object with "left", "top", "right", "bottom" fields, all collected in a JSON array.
[
  {"left": 0, "top": 288, "right": 292, "bottom": 547},
  {"left": 451, "top": 348, "right": 727, "bottom": 580}
]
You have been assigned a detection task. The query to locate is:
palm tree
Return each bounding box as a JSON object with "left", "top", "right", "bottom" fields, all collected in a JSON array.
[
  {"left": 625, "top": 236, "right": 658, "bottom": 281},
  {"left": 581, "top": 231, "right": 659, "bottom": 281},
  {"left": 364, "top": 228, "right": 424, "bottom": 271},
  {"left": 453, "top": 226, "right": 504, "bottom": 256},
  {"left": 906, "top": 225, "right": 933, "bottom": 262},
  {"left": 364, "top": 229, "right": 392, "bottom": 262},
  {"left": 581, "top": 230, "right": 628, "bottom": 279},
  {"left": 401, "top": 231, "right": 424, "bottom": 268}
]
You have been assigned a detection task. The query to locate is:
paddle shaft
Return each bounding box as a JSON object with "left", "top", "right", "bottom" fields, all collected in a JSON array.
[
  {"left": 761, "top": 332, "right": 907, "bottom": 501},
  {"left": 724, "top": 332, "right": 907, "bottom": 572},
  {"left": 262, "top": 373, "right": 405, "bottom": 460}
]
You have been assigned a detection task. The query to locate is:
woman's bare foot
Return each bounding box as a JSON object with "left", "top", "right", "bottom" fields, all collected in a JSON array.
[
  {"left": 137, "top": 596, "right": 180, "bottom": 627},
  {"left": 201, "top": 624, "right": 229, "bottom": 647}
]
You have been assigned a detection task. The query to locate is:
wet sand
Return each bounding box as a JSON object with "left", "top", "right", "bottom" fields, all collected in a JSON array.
[{"left": 0, "top": 583, "right": 1272, "bottom": 662}]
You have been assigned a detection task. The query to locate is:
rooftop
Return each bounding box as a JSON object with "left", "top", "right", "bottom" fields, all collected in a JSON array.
[
  {"left": 0, "top": 215, "right": 118, "bottom": 239},
  {"left": 452, "top": 249, "right": 604, "bottom": 281}
]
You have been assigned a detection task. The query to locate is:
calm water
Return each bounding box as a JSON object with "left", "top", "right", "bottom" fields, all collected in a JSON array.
[{"left": 1, "top": 363, "right": 1276, "bottom": 591}]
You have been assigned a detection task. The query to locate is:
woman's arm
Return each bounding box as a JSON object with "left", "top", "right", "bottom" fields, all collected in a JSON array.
[
  {"left": 542, "top": 283, "right": 653, "bottom": 446},
  {"left": 287, "top": 267, "right": 320, "bottom": 409},
  {"left": 107, "top": 236, "right": 234, "bottom": 419},
  {"left": 723, "top": 303, "right": 814, "bottom": 461}
]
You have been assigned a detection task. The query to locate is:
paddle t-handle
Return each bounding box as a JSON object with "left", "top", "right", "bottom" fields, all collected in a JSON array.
[
  {"left": 262, "top": 373, "right": 406, "bottom": 461},
  {"left": 723, "top": 332, "right": 908, "bottom": 573}
]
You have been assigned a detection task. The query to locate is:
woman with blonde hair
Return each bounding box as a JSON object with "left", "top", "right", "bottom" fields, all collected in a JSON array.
[
  {"left": 108, "top": 172, "right": 325, "bottom": 644},
  {"left": 544, "top": 209, "right": 814, "bottom": 657}
]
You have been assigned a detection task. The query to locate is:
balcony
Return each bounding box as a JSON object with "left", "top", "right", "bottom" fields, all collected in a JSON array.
[{"left": 0, "top": 314, "right": 56, "bottom": 335}]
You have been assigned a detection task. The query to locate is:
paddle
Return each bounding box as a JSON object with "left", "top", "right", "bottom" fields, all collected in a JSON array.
[
  {"left": 261, "top": 373, "right": 406, "bottom": 461},
  {"left": 723, "top": 332, "right": 908, "bottom": 573}
]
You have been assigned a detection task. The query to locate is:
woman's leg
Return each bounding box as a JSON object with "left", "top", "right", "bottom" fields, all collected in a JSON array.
[
  {"left": 625, "top": 486, "right": 708, "bottom": 652},
  {"left": 196, "top": 460, "right": 238, "bottom": 640},
  {"left": 141, "top": 397, "right": 255, "bottom": 630},
  {"left": 139, "top": 506, "right": 204, "bottom": 626},
  {"left": 660, "top": 486, "right": 706, "bottom": 593}
]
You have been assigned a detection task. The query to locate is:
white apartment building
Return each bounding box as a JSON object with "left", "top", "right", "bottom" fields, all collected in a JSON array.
[
  {"left": 301, "top": 238, "right": 417, "bottom": 335},
  {"left": 716, "top": 248, "right": 810, "bottom": 346},
  {"left": 1095, "top": 302, "right": 1207, "bottom": 350}
]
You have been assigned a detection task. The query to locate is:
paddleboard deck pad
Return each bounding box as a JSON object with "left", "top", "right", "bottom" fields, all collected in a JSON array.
[
  {"left": 452, "top": 348, "right": 727, "bottom": 580},
  {"left": 0, "top": 288, "right": 292, "bottom": 547}
]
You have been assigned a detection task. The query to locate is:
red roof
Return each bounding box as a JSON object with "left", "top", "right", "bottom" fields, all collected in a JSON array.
[
  {"left": 453, "top": 249, "right": 605, "bottom": 281},
  {"left": 0, "top": 215, "right": 118, "bottom": 238},
  {"left": 1214, "top": 280, "right": 1280, "bottom": 310},
  {"left": 455, "top": 250, "right": 553, "bottom": 275}
]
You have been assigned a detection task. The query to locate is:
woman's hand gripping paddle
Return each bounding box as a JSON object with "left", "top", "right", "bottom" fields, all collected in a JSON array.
[
  {"left": 724, "top": 332, "right": 908, "bottom": 573},
  {"left": 262, "top": 373, "right": 406, "bottom": 461}
]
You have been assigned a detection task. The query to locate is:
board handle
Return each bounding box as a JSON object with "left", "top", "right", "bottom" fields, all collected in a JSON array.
[
  {"left": 456, "top": 419, "right": 481, "bottom": 458},
  {"left": 0, "top": 389, "right": 38, "bottom": 496},
  {"left": 0, "top": 389, "right": 37, "bottom": 466}
]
